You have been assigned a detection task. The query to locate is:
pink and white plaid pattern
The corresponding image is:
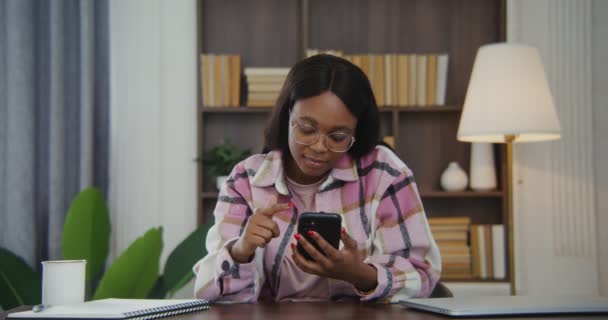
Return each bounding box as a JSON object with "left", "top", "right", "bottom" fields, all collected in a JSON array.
[{"left": 193, "top": 146, "right": 441, "bottom": 303}]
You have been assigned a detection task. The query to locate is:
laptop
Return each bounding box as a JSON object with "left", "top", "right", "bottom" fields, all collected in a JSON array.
[{"left": 400, "top": 295, "right": 608, "bottom": 317}]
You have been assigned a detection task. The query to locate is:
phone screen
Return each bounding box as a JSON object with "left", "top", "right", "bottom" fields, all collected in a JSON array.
[{"left": 296, "top": 212, "right": 342, "bottom": 261}]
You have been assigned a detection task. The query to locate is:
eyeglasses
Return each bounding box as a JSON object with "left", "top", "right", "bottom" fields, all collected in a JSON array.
[{"left": 290, "top": 120, "right": 355, "bottom": 153}]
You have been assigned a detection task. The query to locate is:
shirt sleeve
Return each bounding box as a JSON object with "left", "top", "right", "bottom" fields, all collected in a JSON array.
[
  {"left": 193, "top": 163, "right": 265, "bottom": 302},
  {"left": 356, "top": 168, "right": 441, "bottom": 302}
]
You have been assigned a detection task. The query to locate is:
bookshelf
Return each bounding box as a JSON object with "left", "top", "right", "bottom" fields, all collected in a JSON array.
[{"left": 197, "top": 0, "right": 508, "bottom": 287}]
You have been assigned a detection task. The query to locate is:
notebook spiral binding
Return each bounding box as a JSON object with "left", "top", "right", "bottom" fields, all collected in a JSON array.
[{"left": 123, "top": 300, "right": 209, "bottom": 320}]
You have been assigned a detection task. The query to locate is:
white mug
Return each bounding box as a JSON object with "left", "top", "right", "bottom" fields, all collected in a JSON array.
[{"left": 41, "top": 260, "right": 86, "bottom": 305}]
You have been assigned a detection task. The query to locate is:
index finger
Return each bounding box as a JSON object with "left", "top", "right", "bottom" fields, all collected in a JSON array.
[{"left": 257, "top": 202, "right": 293, "bottom": 217}]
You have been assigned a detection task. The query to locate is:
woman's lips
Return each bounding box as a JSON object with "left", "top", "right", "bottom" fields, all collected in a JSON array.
[{"left": 303, "top": 156, "right": 326, "bottom": 169}]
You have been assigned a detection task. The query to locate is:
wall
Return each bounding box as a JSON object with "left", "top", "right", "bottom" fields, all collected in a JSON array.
[
  {"left": 592, "top": 0, "right": 608, "bottom": 296},
  {"left": 106, "top": 0, "right": 608, "bottom": 298},
  {"left": 109, "top": 0, "right": 197, "bottom": 297},
  {"left": 508, "top": 0, "right": 601, "bottom": 295}
]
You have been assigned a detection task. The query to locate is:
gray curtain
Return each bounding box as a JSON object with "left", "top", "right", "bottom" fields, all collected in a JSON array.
[{"left": 0, "top": 0, "right": 110, "bottom": 268}]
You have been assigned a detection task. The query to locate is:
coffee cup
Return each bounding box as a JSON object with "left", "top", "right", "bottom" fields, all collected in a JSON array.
[{"left": 41, "top": 260, "right": 86, "bottom": 306}]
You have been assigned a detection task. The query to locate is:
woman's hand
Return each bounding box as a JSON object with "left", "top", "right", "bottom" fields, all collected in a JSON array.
[
  {"left": 230, "top": 203, "right": 292, "bottom": 263},
  {"left": 291, "top": 229, "right": 378, "bottom": 293}
]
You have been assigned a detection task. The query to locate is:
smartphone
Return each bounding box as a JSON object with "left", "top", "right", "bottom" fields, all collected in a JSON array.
[{"left": 296, "top": 212, "right": 342, "bottom": 261}]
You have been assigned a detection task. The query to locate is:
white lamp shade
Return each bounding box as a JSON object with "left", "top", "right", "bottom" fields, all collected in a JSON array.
[{"left": 457, "top": 43, "right": 561, "bottom": 143}]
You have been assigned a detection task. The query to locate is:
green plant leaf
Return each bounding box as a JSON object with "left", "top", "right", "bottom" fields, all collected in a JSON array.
[
  {"left": 202, "top": 140, "right": 251, "bottom": 179},
  {"left": 162, "top": 221, "right": 213, "bottom": 297},
  {"left": 0, "top": 247, "right": 41, "bottom": 309},
  {"left": 146, "top": 276, "right": 167, "bottom": 299},
  {"left": 93, "top": 227, "right": 163, "bottom": 300},
  {"left": 61, "top": 187, "right": 111, "bottom": 287}
]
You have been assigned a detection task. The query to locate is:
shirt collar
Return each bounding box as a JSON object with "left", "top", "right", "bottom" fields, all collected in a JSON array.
[{"left": 250, "top": 150, "right": 359, "bottom": 195}]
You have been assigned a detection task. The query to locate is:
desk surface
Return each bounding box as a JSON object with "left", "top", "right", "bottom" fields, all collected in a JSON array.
[
  {"left": 203, "top": 302, "right": 607, "bottom": 320},
  {"left": 3, "top": 302, "right": 607, "bottom": 320}
]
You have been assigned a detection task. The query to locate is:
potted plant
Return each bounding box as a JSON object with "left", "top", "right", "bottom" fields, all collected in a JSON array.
[
  {"left": 0, "top": 187, "right": 214, "bottom": 310},
  {"left": 202, "top": 140, "right": 251, "bottom": 190}
]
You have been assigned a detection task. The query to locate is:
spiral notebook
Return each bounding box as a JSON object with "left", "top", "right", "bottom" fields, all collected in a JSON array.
[{"left": 7, "top": 298, "right": 209, "bottom": 319}]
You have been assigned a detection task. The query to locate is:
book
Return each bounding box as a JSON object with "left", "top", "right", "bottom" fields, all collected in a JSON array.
[
  {"left": 397, "top": 54, "right": 409, "bottom": 106},
  {"left": 200, "top": 55, "right": 208, "bottom": 107},
  {"left": 219, "top": 55, "right": 229, "bottom": 106},
  {"left": 8, "top": 299, "right": 209, "bottom": 319},
  {"left": 416, "top": 55, "right": 427, "bottom": 106},
  {"left": 484, "top": 224, "right": 494, "bottom": 278},
  {"left": 213, "top": 55, "right": 222, "bottom": 106},
  {"left": 436, "top": 239, "right": 468, "bottom": 247},
  {"left": 245, "top": 74, "right": 286, "bottom": 83},
  {"left": 200, "top": 54, "right": 242, "bottom": 107},
  {"left": 477, "top": 225, "right": 488, "bottom": 278},
  {"left": 428, "top": 217, "right": 471, "bottom": 225},
  {"left": 248, "top": 83, "right": 284, "bottom": 92},
  {"left": 382, "top": 136, "right": 395, "bottom": 149},
  {"left": 435, "top": 54, "right": 449, "bottom": 105},
  {"left": 392, "top": 54, "right": 399, "bottom": 106},
  {"left": 432, "top": 231, "right": 468, "bottom": 241},
  {"left": 243, "top": 67, "right": 290, "bottom": 76},
  {"left": 229, "top": 55, "right": 241, "bottom": 107},
  {"left": 201, "top": 54, "right": 212, "bottom": 107},
  {"left": 384, "top": 54, "right": 392, "bottom": 106},
  {"left": 429, "top": 224, "right": 469, "bottom": 232},
  {"left": 492, "top": 224, "right": 506, "bottom": 279},
  {"left": 408, "top": 54, "right": 417, "bottom": 106},
  {"left": 248, "top": 92, "right": 279, "bottom": 101},
  {"left": 470, "top": 224, "right": 481, "bottom": 278},
  {"left": 426, "top": 54, "right": 437, "bottom": 105},
  {"left": 371, "top": 55, "right": 385, "bottom": 107},
  {"left": 246, "top": 100, "right": 276, "bottom": 108},
  {"left": 470, "top": 224, "right": 500, "bottom": 279},
  {"left": 438, "top": 245, "right": 471, "bottom": 255},
  {"left": 306, "top": 48, "right": 344, "bottom": 57}
]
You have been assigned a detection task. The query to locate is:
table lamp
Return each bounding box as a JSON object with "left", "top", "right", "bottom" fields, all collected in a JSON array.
[{"left": 457, "top": 43, "right": 561, "bottom": 294}]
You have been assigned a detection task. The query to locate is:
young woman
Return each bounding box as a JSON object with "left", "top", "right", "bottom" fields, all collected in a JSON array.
[{"left": 193, "top": 54, "right": 440, "bottom": 303}]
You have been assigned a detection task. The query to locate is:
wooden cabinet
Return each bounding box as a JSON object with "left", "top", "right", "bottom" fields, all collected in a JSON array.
[{"left": 197, "top": 0, "right": 509, "bottom": 286}]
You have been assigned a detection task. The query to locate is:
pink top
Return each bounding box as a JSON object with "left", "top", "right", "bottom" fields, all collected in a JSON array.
[
  {"left": 276, "top": 176, "right": 327, "bottom": 301},
  {"left": 193, "top": 146, "right": 441, "bottom": 303}
]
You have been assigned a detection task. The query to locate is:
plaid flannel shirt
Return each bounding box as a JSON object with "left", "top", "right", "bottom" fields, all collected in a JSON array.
[{"left": 193, "top": 145, "right": 441, "bottom": 302}]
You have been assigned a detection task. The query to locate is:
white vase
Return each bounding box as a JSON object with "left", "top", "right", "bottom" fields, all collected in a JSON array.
[
  {"left": 216, "top": 176, "right": 228, "bottom": 190},
  {"left": 469, "top": 142, "right": 497, "bottom": 191},
  {"left": 440, "top": 162, "right": 468, "bottom": 191}
]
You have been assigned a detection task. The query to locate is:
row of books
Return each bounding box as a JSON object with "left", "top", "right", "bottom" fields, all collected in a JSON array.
[
  {"left": 200, "top": 54, "right": 242, "bottom": 107},
  {"left": 344, "top": 53, "right": 449, "bottom": 107},
  {"left": 428, "top": 217, "right": 507, "bottom": 280},
  {"left": 305, "top": 48, "right": 344, "bottom": 57},
  {"left": 307, "top": 49, "right": 449, "bottom": 107},
  {"left": 471, "top": 224, "right": 506, "bottom": 280},
  {"left": 244, "top": 67, "right": 288, "bottom": 107},
  {"left": 200, "top": 50, "right": 449, "bottom": 108},
  {"left": 429, "top": 217, "right": 472, "bottom": 279}
]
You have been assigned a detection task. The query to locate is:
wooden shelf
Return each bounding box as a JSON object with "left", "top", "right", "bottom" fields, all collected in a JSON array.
[
  {"left": 442, "top": 278, "right": 509, "bottom": 283},
  {"left": 420, "top": 191, "right": 504, "bottom": 198},
  {"left": 382, "top": 105, "right": 462, "bottom": 112},
  {"left": 197, "top": 0, "right": 511, "bottom": 290},
  {"left": 201, "top": 107, "right": 272, "bottom": 113},
  {"left": 201, "top": 105, "right": 462, "bottom": 113},
  {"left": 202, "top": 190, "right": 503, "bottom": 200},
  {"left": 201, "top": 192, "right": 220, "bottom": 199}
]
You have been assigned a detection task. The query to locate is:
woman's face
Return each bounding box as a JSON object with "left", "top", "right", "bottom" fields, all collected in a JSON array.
[{"left": 286, "top": 91, "right": 358, "bottom": 184}]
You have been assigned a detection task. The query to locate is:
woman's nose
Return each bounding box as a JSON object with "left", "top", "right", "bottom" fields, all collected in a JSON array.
[{"left": 309, "top": 135, "right": 329, "bottom": 152}]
